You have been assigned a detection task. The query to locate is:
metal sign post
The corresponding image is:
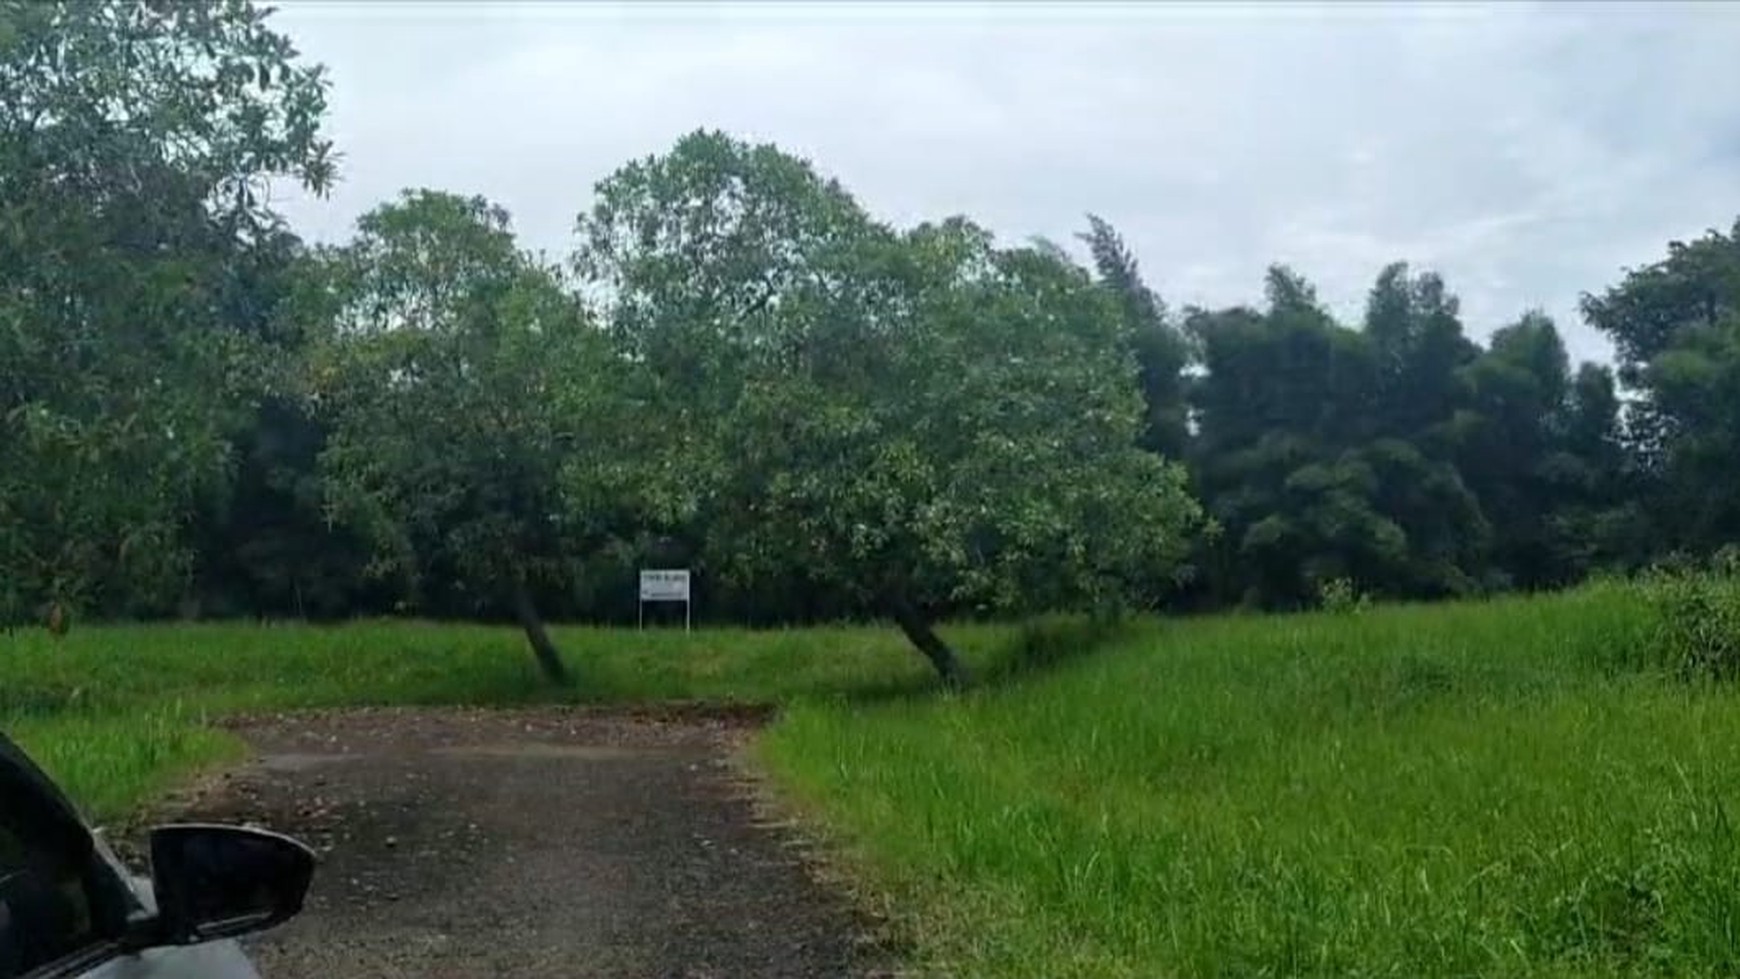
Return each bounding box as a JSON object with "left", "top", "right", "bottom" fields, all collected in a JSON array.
[{"left": 638, "top": 569, "right": 692, "bottom": 632}]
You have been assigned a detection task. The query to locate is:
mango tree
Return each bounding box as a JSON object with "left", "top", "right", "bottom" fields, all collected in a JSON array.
[
  {"left": 577, "top": 132, "right": 1203, "bottom": 687},
  {"left": 311, "top": 191, "right": 618, "bottom": 685},
  {"left": 0, "top": 0, "right": 332, "bottom": 623}
]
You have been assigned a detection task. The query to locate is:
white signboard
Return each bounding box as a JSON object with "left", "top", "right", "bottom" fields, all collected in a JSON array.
[
  {"left": 639, "top": 569, "right": 691, "bottom": 601},
  {"left": 638, "top": 569, "right": 692, "bottom": 630}
]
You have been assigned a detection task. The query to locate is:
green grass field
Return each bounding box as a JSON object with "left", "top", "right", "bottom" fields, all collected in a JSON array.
[
  {"left": 7, "top": 580, "right": 1740, "bottom": 975},
  {"left": 765, "top": 584, "right": 1740, "bottom": 977},
  {"left": 0, "top": 617, "right": 1013, "bottom": 821}
]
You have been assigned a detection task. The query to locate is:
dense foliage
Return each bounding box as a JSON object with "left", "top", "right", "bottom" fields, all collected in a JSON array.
[
  {"left": 0, "top": 0, "right": 331, "bottom": 624},
  {"left": 4, "top": 2, "right": 1738, "bottom": 677},
  {"left": 574, "top": 133, "right": 1201, "bottom": 683}
]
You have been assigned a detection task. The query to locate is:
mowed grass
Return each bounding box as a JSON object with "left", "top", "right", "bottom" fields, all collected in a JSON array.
[
  {"left": 8, "top": 582, "right": 1740, "bottom": 975},
  {"left": 761, "top": 583, "right": 1740, "bottom": 977}
]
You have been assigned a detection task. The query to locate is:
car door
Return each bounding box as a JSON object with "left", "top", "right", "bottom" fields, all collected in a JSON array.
[
  {"left": 0, "top": 737, "right": 139, "bottom": 979},
  {"left": 0, "top": 736, "right": 274, "bottom": 979},
  {"left": 76, "top": 939, "right": 259, "bottom": 979}
]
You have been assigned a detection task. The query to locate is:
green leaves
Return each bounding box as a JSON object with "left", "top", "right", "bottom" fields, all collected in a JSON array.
[
  {"left": 0, "top": 0, "right": 331, "bottom": 624},
  {"left": 310, "top": 191, "right": 627, "bottom": 651},
  {"left": 576, "top": 134, "right": 1205, "bottom": 648},
  {"left": 1584, "top": 221, "right": 1740, "bottom": 554},
  {"left": 8, "top": 12, "right": 1730, "bottom": 640},
  {"left": 1189, "top": 267, "right": 1494, "bottom": 606}
]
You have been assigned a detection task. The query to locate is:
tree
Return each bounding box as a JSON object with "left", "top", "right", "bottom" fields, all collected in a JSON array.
[
  {"left": 311, "top": 191, "right": 619, "bottom": 684},
  {"left": 1583, "top": 221, "right": 1740, "bottom": 553},
  {"left": 1446, "top": 311, "right": 1644, "bottom": 587},
  {"left": 164, "top": 229, "right": 382, "bottom": 620},
  {"left": 1186, "top": 270, "right": 1383, "bottom": 606},
  {"left": 1185, "top": 266, "right": 1488, "bottom": 607},
  {"left": 1078, "top": 215, "right": 1192, "bottom": 459},
  {"left": 187, "top": 383, "right": 384, "bottom": 621},
  {"left": 577, "top": 132, "right": 1204, "bottom": 686},
  {"left": 1362, "top": 262, "right": 1480, "bottom": 452},
  {"left": 0, "top": 1, "right": 332, "bottom": 624},
  {"left": 1554, "top": 362, "right": 1652, "bottom": 575},
  {"left": 1453, "top": 312, "right": 1575, "bottom": 587}
]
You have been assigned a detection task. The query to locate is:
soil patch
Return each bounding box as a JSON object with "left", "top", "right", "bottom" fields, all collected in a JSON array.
[{"left": 147, "top": 706, "right": 891, "bottom": 978}]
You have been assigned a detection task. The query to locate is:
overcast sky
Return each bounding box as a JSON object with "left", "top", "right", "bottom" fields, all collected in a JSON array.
[{"left": 268, "top": 1, "right": 1740, "bottom": 364}]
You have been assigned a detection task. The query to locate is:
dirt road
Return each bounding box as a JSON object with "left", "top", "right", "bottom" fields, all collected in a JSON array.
[{"left": 156, "top": 707, "right": 889, "bottom": 978}]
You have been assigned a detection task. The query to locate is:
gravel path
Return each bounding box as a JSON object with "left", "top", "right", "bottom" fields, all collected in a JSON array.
[{"left": 152, "top": 706, "right": 889, "bottom": 978}]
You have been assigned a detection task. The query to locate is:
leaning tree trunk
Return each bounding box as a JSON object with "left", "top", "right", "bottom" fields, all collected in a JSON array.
[
  {"left": 510, "top": 579, "right": 572, "bottom": 687},
  {"left": 889, "top": 595, "right": 972, "bottom": 691}
]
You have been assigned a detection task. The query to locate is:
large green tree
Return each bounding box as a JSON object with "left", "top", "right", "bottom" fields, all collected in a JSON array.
[
  {"left": 0, "top": 0, "right": 332, "bottom": 623},
  {"left": 1187, "top": 266, "right": 1489, "bottom": 607},
  {"left": 178, "top": 229, "right": 380, "bottom": 620},
  {"left": 312, "top": 191, "right": 621, "bottom": 684},
  {"left": 577, "top": 132, "right": 1203, "bottom": 685},
  {"left": 1450, "top": 312, "right": 1641, "bottom": 587},
  {"left": 1362, "top": 262, "right": 1481, "bottom": 452},
  {"left": 1583, "top": 221, "right": 1740, "bottom": 554},
  {"left": 1453, "top": 312, "right": 1575, "bottom": 588}
]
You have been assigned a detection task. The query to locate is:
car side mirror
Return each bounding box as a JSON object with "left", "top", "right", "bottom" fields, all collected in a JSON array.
[{"left": 147, "top": 824, "right": 315, "bottom": 945}]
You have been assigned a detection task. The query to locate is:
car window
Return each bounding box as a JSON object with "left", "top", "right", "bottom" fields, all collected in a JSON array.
[{"left": 0, "top": 801, "right": 101, "bottom": 979}]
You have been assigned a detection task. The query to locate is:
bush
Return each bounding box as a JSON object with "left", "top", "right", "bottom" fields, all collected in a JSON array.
[
  {"left": 1637, "top": 552, "right": 1740, "bottom": 681},
  {"left": 1316, "top": 576, "right": 1371, "bottom": 615}
]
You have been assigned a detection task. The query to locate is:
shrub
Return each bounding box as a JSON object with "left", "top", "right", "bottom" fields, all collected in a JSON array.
[
  {"left": 1637, "top": 553, "right": 1740, "bottom": 681},
  {"left": 1316, "top": 576, "right": 1371, "bottom": 615}
]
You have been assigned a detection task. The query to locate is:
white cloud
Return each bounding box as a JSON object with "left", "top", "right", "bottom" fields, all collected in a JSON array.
[{"left": 270, "top": 1, "right": 1740, "bottom": 364}]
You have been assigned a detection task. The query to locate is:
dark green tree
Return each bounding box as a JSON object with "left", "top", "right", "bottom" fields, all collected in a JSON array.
[
  {"left": 1454, "top": 312, "right": 1575, "bottom": 588},
  {"left": 1186, "top": 265, "right": 1489, "bottom": 607},
  {"left": 1362, "top": 262, "right": 1481, "bottom": 453},
  {"left": 1582, "top": 220, "right": 1740, "bottom": 554},
  {"left": 0, "top": 0, "right": 333, "bottom": 624},
  {"left": 1078, "top": 215, "right": 1192, "bottom": 459}
]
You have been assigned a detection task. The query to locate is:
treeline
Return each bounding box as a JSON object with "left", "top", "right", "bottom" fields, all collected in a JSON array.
[
  {"left": 3, "top": 4, "right": 1737, "bottom": 680},
  {"left": 1174, "top": 220, "right": 1740, "bottom": 609}
]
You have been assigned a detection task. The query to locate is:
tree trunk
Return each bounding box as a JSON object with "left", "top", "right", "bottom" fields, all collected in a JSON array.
[
  {"left": 510, "top": 579, "right": 572, "bottom": 687},
  {"left": 889, "top": 595, "right": 972, "bottom": 691}
]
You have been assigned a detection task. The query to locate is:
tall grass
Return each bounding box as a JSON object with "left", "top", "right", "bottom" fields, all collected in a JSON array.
[{"left": 761, "top": 582, "right": 1740, "bottom": 976}]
